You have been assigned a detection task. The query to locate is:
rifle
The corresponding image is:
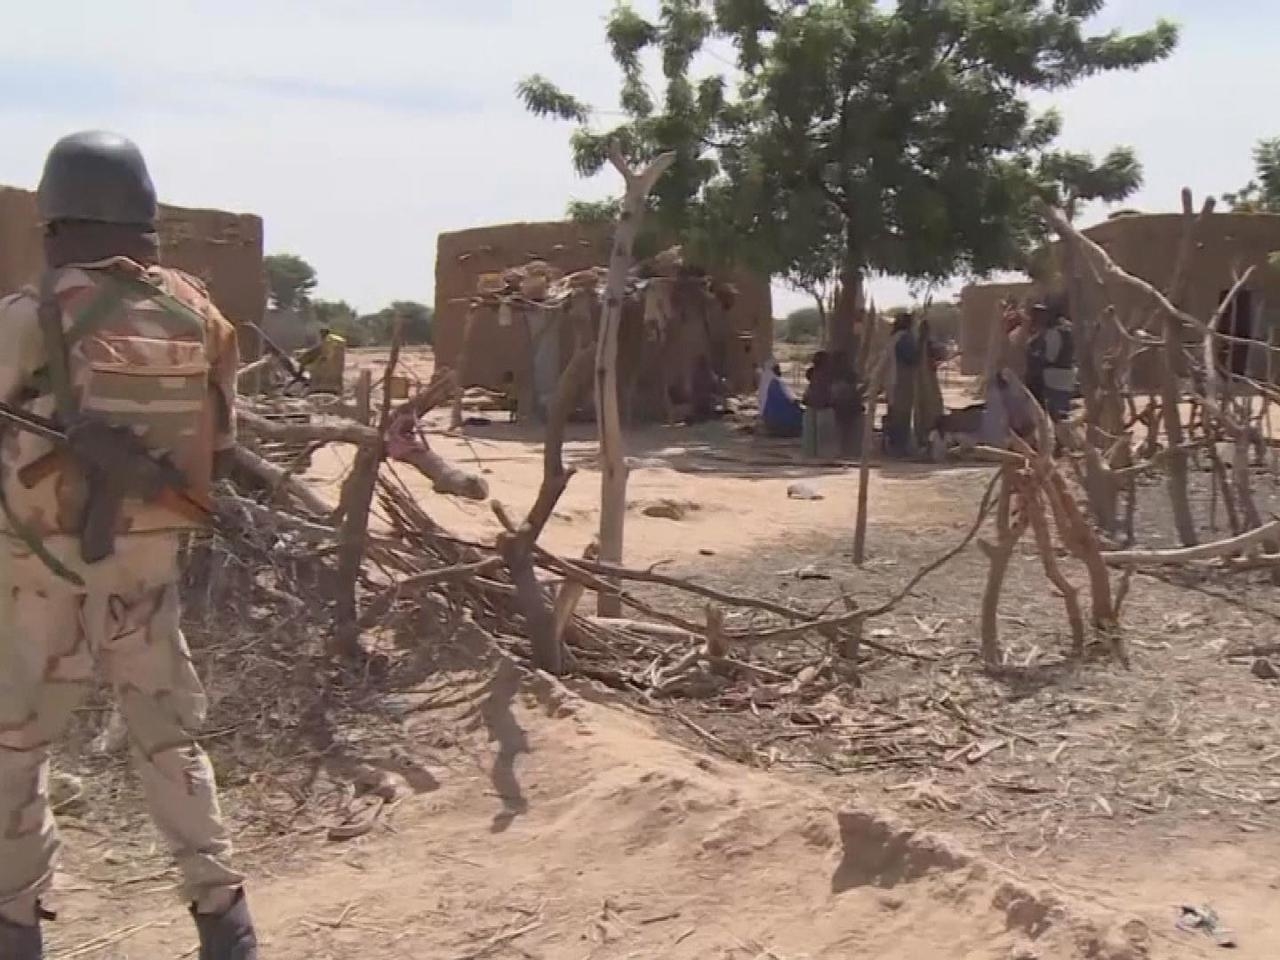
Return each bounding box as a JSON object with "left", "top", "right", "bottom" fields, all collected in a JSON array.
[
  {"left": 248, "top": 323, "right": 311, "bottom": 388},
  {"left": 0, "top": 400, "right": 214, "bottom": 563}
]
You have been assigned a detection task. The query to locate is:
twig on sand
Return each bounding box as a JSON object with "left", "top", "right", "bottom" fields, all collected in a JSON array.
[
  {"left": 53, "top": 921, "right": 163, "bottom": 959},
  {"left": 452, "top": 917, "right": 544, "bottom": 960}
]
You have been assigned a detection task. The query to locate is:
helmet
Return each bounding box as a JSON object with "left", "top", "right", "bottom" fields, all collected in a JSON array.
[{"left": 36, "top": 130, "right": 158, "bottom": 226}]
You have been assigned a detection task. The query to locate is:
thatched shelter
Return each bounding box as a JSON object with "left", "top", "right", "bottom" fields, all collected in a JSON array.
[
  {"left": 453, "top": 246, "right": 753, "bottom": 424},
  {"left": 434, "top": 220, "right": 772, "bottom": 410}
]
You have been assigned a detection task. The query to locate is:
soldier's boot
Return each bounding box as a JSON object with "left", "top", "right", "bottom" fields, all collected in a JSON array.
[
  {"left": 0, "top": 910, "right": 46, "bottom": 959},
  {"left": 191, "top": 888, "right": 259, "bottom": 960}
]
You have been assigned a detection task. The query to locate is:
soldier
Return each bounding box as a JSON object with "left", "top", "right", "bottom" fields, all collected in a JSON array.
[
  {"left": 295, "top": 324, "right": 346, "bottom": 394},
  {"left": 0, "top": 132, "right": 258, "bottom": 958}
]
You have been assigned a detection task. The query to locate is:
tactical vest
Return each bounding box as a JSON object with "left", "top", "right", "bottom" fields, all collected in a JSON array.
[
  {"left": 0, "top": 267, "right": 213, "bottom": 583},
  {"left": 48, "top": 268, "right": 212, "bottom": 502}
]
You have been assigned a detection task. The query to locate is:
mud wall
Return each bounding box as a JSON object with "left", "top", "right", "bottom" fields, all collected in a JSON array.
[
  {"left": 434, "top": 220, "right": 773, "bottom": 394},
  {"left": 959, "top": 212, "right": 1280, "bottom": 386},
  {"left": 1086, "top": 213, "right": 1280, "bottom": 390},
  {"left": 0, "top": 185, "right": 266, "bottom": 362}
]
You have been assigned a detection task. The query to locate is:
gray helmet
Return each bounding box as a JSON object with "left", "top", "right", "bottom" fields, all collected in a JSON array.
[{"left": 36, "top": 130, "right": 158, "bottom": 226}]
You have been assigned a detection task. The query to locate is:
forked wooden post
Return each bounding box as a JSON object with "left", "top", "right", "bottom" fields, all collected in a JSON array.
[
  {"left": 595, "top": 144, "right": 675, "bottom": 616},
  {"left": 853, "top": 344, "right": 891, "bottom": 565}
]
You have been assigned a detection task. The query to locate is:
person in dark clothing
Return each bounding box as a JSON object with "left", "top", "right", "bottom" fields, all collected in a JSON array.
[
  {"left": 1025, "top": 303, "right": 1050, "bottom": 408},
  {"left": 802, "top": 351, "right": 832, "bottom": 409},
  {"left": 688, "top": 354, "right": 725, "bottom": 422},
  {"left": 884, "top": 312, "right": 919, "bottom": 456},
  {"left": 827, "top": 349, "right": 863, "bottom": 456}
]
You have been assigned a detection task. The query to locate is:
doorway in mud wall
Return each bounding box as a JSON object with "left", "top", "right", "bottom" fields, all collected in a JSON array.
[{"left": 1217, "top": 287, "right": 1254, "bottom": 378}]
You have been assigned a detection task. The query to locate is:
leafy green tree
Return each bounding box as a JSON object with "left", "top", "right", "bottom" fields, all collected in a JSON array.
[
  {"left": 1224, "top": 138, "right": 1280, "bottom": 213},
  {"left": 520, "top": 0, "right": 1176, "bottom": 350},
  {"left": 372, "top": 300, "right": 433, "bottom": 345},
  {"left": 1036, "top": 146, "right": 1145, "bottom": 218},
  {"left": 264, "top": 253, "right": 319, "bottom": 312},
  {"left": 781, "top": 306, "right": 822, "bottom": 343}
]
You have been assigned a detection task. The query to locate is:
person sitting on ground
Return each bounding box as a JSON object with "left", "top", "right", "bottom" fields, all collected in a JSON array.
[{"left": 758, "top": 359, "right": 803, "bottom": 438}]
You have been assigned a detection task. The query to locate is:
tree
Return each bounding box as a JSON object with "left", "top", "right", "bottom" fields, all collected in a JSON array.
[
  {"left": 1037, "top": 146, "right": 1145, "bottom": 218},
  {"left": 781, "top": 306, "right": 822, "bottom": 343},
  {"left": 265, "top": 253, "right": 318, "bottom": 312},
  {"left": 1224, "top": 137, "right": 1280, "bottom": 213},
  {"left": 370, "top": 301, "right": 433, "bottom": 345},
  {"left": 520, "top": 1, "right": 1176, "bottom": 350}
]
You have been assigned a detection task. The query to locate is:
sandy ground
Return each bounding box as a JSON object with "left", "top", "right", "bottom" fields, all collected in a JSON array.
[
  {"left": 33, "top": 347, "right": 1280, "bottom": 958},
  {"left": 46, "top": 655, "right": 1167, "bottom": 960},
  {"left": 328, "top": 346, "right": 985, "bottom": 566}
]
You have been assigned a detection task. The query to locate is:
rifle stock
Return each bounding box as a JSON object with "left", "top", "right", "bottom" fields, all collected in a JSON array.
[
  {"left": 17, "top": 449, "right": 64, "bottom": 488},
  {"left": 16, "top": 448, "right": 211, "bottom": 526}
]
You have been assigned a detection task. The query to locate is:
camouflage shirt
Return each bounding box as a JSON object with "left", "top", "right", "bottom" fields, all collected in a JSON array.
[{"left": 0, "top": 257, "right": 239, "bottom": 541}]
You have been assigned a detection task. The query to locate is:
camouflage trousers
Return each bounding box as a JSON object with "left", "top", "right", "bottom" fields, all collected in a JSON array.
[{"left": 0, "top": 534, "right": 242, "bottom": 923}]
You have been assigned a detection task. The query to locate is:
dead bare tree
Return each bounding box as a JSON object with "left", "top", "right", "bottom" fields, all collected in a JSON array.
[
  {"left": 333, "top": 319, "right": 404, "bottom": 655},
  {"left": 595, "top": 144, "right": 676, "bottom": 616},
  {"left": 1042, "top": 197, "right": 1203, "bottom": 545}
]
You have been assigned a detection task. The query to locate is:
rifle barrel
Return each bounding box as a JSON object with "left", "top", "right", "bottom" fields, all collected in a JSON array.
[{"left": 0, "top": 402, "right": 65, "bottom": 443}]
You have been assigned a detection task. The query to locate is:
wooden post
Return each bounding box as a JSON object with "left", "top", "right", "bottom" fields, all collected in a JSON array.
[
  {"left": 451, "top": 305, "right": 479, "bottom": 430},
  {"left": 354, "top": 368, "right": 373, "bottom": 425},
  {"left": 853, "top": 346, "right": 890, "bottom": 566},
  {"left": 595, "top": 145, "right": 675, "bottom": 616}
]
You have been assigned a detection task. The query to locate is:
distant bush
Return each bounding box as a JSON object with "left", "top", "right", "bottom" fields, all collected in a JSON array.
[{"left": 781, "top": 307, "right": 822, "bottom": 342}]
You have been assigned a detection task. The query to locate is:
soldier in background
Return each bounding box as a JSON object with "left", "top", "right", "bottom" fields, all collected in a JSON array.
[
  {"left": 1027, "top": 301, "right": 1075, "bottom": 421},
  {"left": 296, "top": 324, "right": 347, "bottom": 394},
  {"left": 0, "top": 131, "right": 258, "bottom": 959}
]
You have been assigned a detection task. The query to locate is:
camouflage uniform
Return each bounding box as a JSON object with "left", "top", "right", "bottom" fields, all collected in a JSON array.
[{"left": 0, "top": 259, "right": 242, "bottom": 922}]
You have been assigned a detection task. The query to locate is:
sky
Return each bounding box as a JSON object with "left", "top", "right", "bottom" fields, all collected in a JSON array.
[{"left": 0, "top": 0, "right": 1274, "bottom": 319}]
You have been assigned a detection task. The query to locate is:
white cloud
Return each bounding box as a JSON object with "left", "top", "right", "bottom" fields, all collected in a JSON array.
[{"left": 1, "top": 1, "right": 1274, "bottom": 319}]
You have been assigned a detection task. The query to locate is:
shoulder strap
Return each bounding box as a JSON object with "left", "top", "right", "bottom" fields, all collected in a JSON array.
[
  {"left": 0, "top": 479, "right": 85, "bottom": 587},
  {"left": 65, "top": 272, "right": 207, "bottom": 345},
  {"left": 37, "top": 270, "right": 76, "bottom": 424}
]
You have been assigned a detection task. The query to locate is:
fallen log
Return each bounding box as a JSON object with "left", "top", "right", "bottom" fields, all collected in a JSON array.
[
  {"left": 230, "top": 444, "right": 332, "bottom": 516},
  {"left": 387, "top": 445, "right": 488, "bottom": 501},
  {"left": 1102, "top": 520, "right": 1280, "bottom": 566}
]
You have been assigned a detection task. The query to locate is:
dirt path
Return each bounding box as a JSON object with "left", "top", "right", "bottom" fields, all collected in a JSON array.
[{"left": 47, "top": 655, "right": 1161, "bottom": 960}]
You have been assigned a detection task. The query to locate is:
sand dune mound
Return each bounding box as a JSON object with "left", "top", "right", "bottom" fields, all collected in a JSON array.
[{"left": 44, "top": 651, "right": 1150, "bottom": 959}]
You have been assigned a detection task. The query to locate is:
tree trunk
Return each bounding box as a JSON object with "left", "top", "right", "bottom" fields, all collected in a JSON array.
[
  {"left": 595, "top": 146, "right": 675, "bottom": 616},
  {"left": 1027, "top": 491, "right": 1086, "bottom": 658},
  {"left": 978, "top": 470, "right": 1028, "bottom": 669},
  {"left": 829, "top": 248, "right": 863, "bottom": 357}
]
